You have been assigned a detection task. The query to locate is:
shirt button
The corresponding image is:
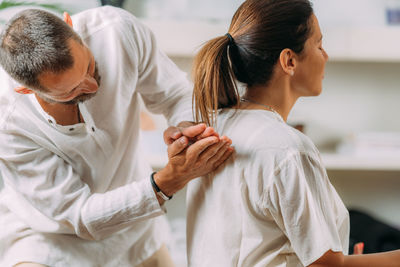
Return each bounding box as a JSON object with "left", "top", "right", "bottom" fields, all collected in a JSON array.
[{"left": 91, "top": 127, "right": 95, "bottom": 132}]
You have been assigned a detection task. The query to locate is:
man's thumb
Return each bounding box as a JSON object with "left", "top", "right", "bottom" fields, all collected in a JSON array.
[{"left": 168, "top": 136, "right": 188, "bottom": 157}]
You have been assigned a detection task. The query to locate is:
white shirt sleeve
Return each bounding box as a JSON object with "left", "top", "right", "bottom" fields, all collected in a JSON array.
[
  {"left": 0, "top": 132, "right": 164, "bottom": 241},
  {"left": 259, "top": 151, "right": 346, "bottom": 266},
  {"left": 125, "top": 15, "right": 193, "bottom": 126}
]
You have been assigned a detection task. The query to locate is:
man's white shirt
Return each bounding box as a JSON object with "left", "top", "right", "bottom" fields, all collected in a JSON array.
[{"left": 0, "top": 6, "right": 192, "bottom": 267}]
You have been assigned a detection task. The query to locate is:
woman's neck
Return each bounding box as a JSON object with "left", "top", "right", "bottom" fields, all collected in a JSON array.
[{"left": 242, "top": 78, "right": 298, "bottom": 122}]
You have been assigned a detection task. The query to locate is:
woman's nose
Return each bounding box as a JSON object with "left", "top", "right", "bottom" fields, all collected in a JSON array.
[{"left": 323, "top": 48, "right": 329, "bottom": 61}]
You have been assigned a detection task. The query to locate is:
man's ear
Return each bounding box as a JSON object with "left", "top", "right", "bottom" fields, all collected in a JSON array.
[
  {"left": 14, "top": 86, "right": 34, "bottom": 95},
  {"left": 63, "top": 12, "right": 73, "bottom": 28},
  {"left": 279, "top": 48, "right": 296, "bottom": 77}
]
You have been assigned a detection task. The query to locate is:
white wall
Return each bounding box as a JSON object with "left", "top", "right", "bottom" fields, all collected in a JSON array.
[
  {"left": 292, "top": 61, "right": 400, "bottom": 149},
  {"left": 312, "top": 0, "right": 389, "bottom": 27}
]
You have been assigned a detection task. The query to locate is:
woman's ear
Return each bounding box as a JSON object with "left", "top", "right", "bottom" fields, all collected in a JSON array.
[
  {"left": 14, "top": 86, "right": 34, "bottom": 95},
  {"left": 279, "top": 48, "right": 296, "bottom": 76},
  {"left": 63, "top": 12, "right": 73, "bottom": 28}
]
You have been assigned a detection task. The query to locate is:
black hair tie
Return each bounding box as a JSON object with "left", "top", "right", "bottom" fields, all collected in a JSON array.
[{"left": 225, "top": 33, "right": 234, "bottom": 44}]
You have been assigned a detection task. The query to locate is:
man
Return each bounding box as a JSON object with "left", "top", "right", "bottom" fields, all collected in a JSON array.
[{"left": 0, "top": 6, "right": 233, "bottom": 267}]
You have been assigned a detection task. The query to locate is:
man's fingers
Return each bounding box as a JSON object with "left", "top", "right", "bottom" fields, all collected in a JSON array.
[
  {"left": 167, "top": 136, "right": 188, "bottom": 157},
  {"left": 208, "top": 137, "right": 234, "bottom": 161},
  {"left": 186, "top": 136, "right": 219, "bottom": 161},
  {"left": 180, "top": 123, "right": 207, "bottom": 138},
  {"left": 198, "top": 136, "right": 231, "bottom": 161},
  {"left": 196, "top": 127, "right": 219, "bottom": 140},
  {"left": 164, "top": 124, "right": 208, "bottom": 145},
  {"left": 211, "top": 147, "right": 234, "bottom": 169},
  {"left": 164, "top": 126, "right": 183, "bottom": 145},
  {"left": 205, "top": 141, "right": 230, "bottom": 162},
  {"left": 198, "top": 140, "right": 228, "bottom": 162}
]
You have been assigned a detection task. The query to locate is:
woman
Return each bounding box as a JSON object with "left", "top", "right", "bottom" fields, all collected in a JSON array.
[{"left": 186, "top": 0, "right": 400, "bottom": 266}]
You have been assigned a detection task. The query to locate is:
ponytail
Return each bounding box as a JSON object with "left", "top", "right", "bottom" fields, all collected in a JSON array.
[{"left": 192, "top": 34, "right": 240, "bottom": 126}]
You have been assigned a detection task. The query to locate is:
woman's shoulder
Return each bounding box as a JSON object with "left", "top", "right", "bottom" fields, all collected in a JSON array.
[{"left": 217, "top": 109, "right": 318, "bottom": 157}]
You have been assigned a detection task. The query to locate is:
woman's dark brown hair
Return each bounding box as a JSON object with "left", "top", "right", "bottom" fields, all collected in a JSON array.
[{"left": 193, "top": 0, "right": 313, "bottom": 126}]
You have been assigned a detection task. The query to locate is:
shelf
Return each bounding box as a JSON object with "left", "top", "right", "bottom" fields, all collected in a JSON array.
[
  {"left": 145, "top": 152, "right": 400, "bottom": 172},
  {"left": 323, "top": 26, "right": 400, "bottom": 62},
  {"left": 141, "top": 19, "right": 230, "bottom": 57},
  {"left": 141, "top": 18, "right": 400, "bottom": 62},
  {"left": 321, "top": 152, "right": 400, "bottom": 171}
]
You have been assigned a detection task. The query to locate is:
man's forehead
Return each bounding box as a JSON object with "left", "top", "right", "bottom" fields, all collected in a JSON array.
[{"left": 38, "top": 40, "right": 90, "bottom": 93}]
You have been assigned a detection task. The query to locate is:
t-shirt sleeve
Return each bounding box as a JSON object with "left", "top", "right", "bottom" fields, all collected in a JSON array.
[{"left": 259, "top": 152, "right": 346, "bottom": 266}]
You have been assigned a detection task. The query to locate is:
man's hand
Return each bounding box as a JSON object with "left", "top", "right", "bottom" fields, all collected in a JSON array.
[
  {"left": 163, "top": 122, "right": 218, "bottom": 146},
  {"left": 154, "top": 122, "right": 234, "bottom": 200}
]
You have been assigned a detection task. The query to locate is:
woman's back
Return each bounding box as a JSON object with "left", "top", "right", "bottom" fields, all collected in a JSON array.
[
  {"left": 186, "top": 109, "right": 349, "bottom": 266},
  {"left": 188, "top": 0, "right": 400, "bottom": 265}
]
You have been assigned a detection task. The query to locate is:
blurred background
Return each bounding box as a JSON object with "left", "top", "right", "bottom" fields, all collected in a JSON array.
[{"left": 1, "top": 0, "right": 400, "bottom": 265}]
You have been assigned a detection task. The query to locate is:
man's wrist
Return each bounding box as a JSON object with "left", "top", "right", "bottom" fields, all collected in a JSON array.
[
  {"left": 153, "top": 167, "right": 178, "bottom": 197},
  {"left": 150, "top": 172, "right": 173, "bottom": 201}
]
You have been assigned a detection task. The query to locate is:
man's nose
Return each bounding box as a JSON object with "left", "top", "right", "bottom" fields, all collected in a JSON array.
[{"left": 80, "top": 75, "right": 98, "bottom": 93}]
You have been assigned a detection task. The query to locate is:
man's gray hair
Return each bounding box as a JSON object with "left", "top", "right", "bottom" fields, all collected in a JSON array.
[{"left": 0, "top": 9, "right": 82, "bottom": 91}]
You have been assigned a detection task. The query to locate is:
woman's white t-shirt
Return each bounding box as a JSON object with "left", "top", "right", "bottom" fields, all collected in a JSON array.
[{"left": 187, "top": 109, "right": 349, "bottom": 267}]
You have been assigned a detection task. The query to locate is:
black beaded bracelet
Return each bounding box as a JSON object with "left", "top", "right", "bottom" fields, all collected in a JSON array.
[{"left": 150, "top": 172, "right": 173, "bottom": 201}]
